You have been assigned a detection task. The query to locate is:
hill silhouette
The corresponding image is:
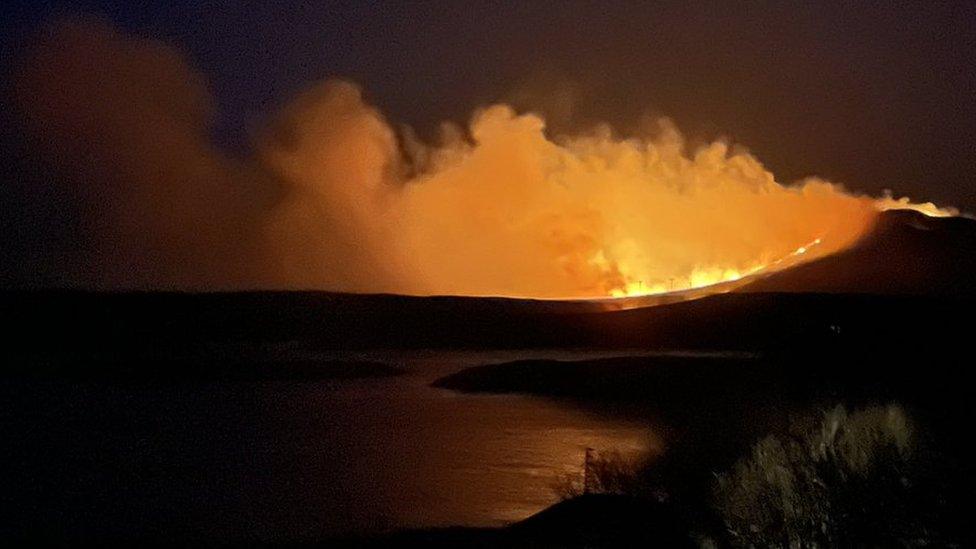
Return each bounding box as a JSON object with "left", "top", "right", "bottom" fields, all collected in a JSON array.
[{"left": 743, "top": 209, "right": 976, "bottom": 295}]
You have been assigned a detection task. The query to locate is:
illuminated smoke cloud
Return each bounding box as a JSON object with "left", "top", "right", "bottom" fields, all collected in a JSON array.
[
  {"left": 13, "top": 17, "right": 271, "bottom": 289},
  {"left": 9, "top": 18, "right": 952, "bottom": 298}
]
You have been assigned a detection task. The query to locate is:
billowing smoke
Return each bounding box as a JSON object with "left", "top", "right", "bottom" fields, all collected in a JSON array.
[
  {"left": 5, "top": 18, "right": 950, "bottom": 298},
  {"left": 11, "top": 17, "right": 271, "bottom": 290}
]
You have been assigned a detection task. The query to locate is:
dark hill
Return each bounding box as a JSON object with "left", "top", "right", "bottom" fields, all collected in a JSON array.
[
  {"left": 357, "top": 494, "right": 690, "bottom": 548},
  {"left": 743, "top": 209, "right": 976, "bottom": 295}
]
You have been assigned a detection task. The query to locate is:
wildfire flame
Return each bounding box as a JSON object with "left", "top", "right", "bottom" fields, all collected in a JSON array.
[{"left": 608, "top": 237, "right": 826, "bottom": 298}]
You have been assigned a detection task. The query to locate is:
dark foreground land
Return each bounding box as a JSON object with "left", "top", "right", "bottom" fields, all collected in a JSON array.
[
  {"left": 429, "top": 349, "right": 975, "bottom": 540},
  {"left": 2, "top": 287, "right": 974, "bottom": 545},
  {"left": 2, "top": 289, "right": 971, "bottom": 357},
  {"left": 420, "top": 317, "right": 975, "bottom": 545},
  {"left": 347, "top": 494, "right": 690, "bottom": 548}
]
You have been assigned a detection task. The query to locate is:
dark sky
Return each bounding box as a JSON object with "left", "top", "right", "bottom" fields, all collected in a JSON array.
[{"left": 3, "top": 0, "right": 974, "bottom": 206}]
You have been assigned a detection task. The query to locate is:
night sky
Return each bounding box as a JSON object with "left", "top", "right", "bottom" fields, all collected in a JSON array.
[{"left": 2, "top": 1, "right": 975, "bottom": 287}]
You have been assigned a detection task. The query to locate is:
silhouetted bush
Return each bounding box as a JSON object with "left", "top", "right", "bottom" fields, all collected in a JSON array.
[
  {"left": 552, "top": 450, "right": 655, "bottom": 500},
  {"left": 712, "top": 404, "right": 950, "bottom": 547}
]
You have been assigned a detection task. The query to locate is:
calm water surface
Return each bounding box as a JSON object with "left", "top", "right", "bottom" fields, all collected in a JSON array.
[{"left": 2, "top": 350, "right": 658, "bottom": 541}]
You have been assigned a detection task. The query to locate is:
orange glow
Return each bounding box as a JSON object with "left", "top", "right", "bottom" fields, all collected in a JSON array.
[
  {"left": 607, "top": 238, "right": 826, "bottom": 298},
  {"left": 874, "top": 194, "right": 958, "bottom": 218},
  {"left": 15, "top": 18, "right": 953, "bottom": 298},
  {"left": 257, "top": 83, "right": 955, "bottom": 300}
]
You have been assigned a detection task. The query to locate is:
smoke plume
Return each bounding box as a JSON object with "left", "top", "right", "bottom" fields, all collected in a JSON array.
[{"left": 5, "top": 18, "right": 950, "bottom": 298}]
